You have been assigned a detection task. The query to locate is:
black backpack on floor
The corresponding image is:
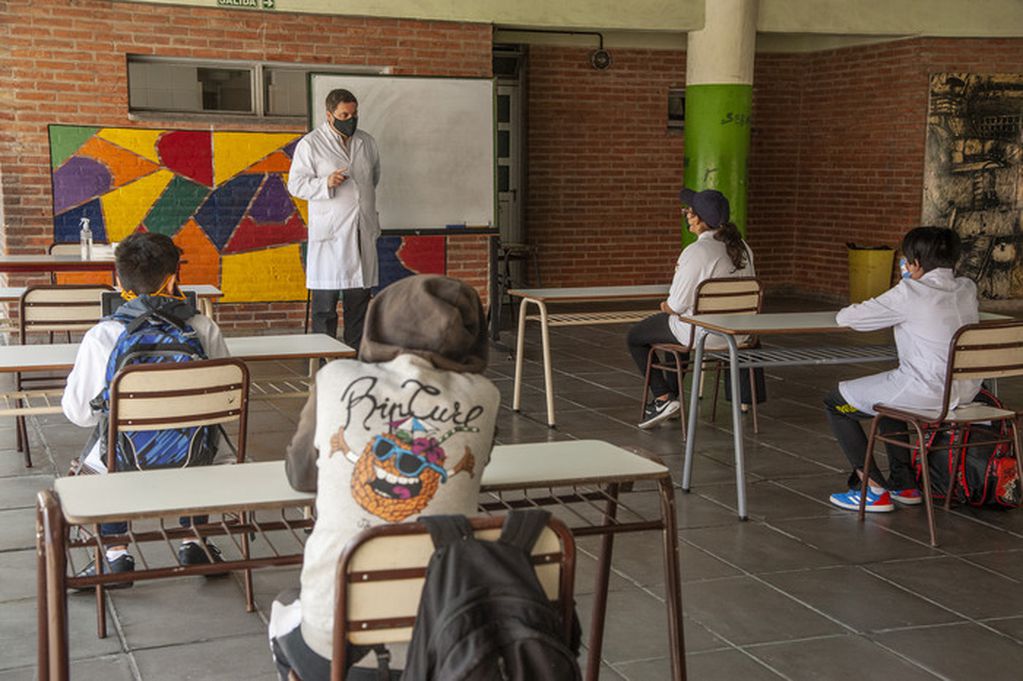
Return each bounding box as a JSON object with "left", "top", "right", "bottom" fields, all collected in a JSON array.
[{"left": 401, "top": 510, "right": 581, "bottom": 681}]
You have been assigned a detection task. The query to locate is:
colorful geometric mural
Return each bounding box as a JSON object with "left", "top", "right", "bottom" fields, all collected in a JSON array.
[{"left": 48, "top": 125, "right": 446, "bottom": 303}]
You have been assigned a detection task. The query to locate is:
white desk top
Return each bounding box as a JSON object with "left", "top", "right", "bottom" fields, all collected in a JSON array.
[
  {"left": 0, "top": 285, "right": 223, "bottom": 302},
  {"left": 55, "top": 441, "right": 667, "bottom": 523},
  {"left": 55, "top": 461, "right": 314, "bottom": 524},
  {"left": 683, "top": 310, "right": 1014, "bottom": 336},
  {"left": 0, "top": 334, "right": 355, "bottom": 372},
  {"left": 508, "top": 285, "right": 668, "bottom": 302},
  {"left": 482, "top": 440, "right": 669, "bottom": 489}
]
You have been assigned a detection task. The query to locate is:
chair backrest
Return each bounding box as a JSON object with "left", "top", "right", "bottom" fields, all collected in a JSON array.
[
  {"left": 47, "top": 243, "right": 80, "bottom": 256},
  {"left": 693, "top": 277, "right": 763, "bottom": 315},
  {"left": 106, "top": 358, "right": 250, "bottom": 470},
  {"left": 331, "top": 514, "right": 576, "bottom": 678},
  {"left": 938, "top": 320, "right": 1023, "bottom": 418},
  {"left": 19, "top": 285, "right": 113, "bottom": 342}
]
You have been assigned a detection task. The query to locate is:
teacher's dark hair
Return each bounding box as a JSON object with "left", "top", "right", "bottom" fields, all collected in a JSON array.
[
  {"left": 325, "top": 88, "right": 358, "bottom": 111},
  {"left": 901, "top": 226, "right": 961, "bottom": 272},
  {"left": 711, "top": 222, "right": 749, "bottom": 271}
]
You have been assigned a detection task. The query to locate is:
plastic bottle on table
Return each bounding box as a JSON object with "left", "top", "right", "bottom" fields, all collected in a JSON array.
[{"left": 79, "top": 217, "right": 93, "bottom": 260}]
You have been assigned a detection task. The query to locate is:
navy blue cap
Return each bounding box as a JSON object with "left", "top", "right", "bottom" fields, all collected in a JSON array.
[{"left": 679, "top": 188, "right": 730, "bottom": 228}]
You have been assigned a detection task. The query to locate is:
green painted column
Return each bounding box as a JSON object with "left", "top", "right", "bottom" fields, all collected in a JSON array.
[{"left": 682, "top": 0, "right": 757, "bottom": 246}]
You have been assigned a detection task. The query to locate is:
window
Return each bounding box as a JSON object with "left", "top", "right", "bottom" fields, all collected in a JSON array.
[{"left": 127, "top": 56, "right": 386, "bottom": 121}]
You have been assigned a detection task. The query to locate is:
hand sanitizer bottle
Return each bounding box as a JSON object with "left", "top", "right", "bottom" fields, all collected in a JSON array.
[{"left": 79, "top": 217, "right": 93, "bottom": 260}]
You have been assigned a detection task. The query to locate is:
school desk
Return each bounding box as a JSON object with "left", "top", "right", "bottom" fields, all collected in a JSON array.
[
  {"left": 0, "top": 285, "right": 223, "bottom": 318},
  {"left": 679, "top": 310, "right": 1012, "bottom": 520},
  {"left": 37, "top": 440, "right": 684, "bottom": 681},
  {"left": 0, "top": 334, "right": 355, "bottom": 418},
  {"left": 508, "top": 285, "right": 668, "bottom": 427}
]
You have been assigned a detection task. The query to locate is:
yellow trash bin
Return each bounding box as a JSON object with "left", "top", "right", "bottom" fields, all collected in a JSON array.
[{"left": 847, "top": 245, "right": 895, "bottom": 303}]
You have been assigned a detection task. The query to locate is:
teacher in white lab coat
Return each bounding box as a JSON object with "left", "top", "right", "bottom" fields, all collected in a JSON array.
[{"left": 288, "top": 88, "right": 381, "bottom": 348}]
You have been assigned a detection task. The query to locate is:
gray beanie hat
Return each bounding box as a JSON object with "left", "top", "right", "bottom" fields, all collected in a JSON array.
[{"left": 358, "top": 274, "right": 488, "bottom": 373}]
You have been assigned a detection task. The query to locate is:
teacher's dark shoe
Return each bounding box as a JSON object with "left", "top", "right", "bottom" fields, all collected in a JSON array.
[
  {"left": 638, "top": 398, "right": 680, "bottom": 429},
  {"left": 72, "top": 554, "right": 135, "bottom": 591}
]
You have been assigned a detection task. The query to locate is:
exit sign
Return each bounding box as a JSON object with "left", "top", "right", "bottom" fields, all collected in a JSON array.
[{"left": 216, "top": 0, "right": 276, "bottom": 9}]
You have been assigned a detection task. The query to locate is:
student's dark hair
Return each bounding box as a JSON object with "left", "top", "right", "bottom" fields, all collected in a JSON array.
[
  {"left": 900, "top": 226, "right": 961, "bottom": 272},
  {"left": 115, "top": 233, "right": 181, "bottom": 295},
  {"left": 710, "top": 222, "right": 749, "bottom": 271},
  {"left": 325, "top": 88, "right": 358, "bottom": 111}
]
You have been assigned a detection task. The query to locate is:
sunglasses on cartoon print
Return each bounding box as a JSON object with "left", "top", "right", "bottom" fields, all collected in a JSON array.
[{"left": 371, "top": 435, "right": 448, "bottom": 481}]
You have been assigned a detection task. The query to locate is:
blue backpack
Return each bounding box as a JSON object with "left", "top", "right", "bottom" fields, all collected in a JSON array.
[{"left": 89, "top": 296, "right": 219, "bottom": 472}]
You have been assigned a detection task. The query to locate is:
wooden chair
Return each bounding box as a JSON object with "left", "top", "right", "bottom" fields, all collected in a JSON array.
[
  {"left": 14, "top": 285, "right": 112, "bottom": 465},
  {"left": 90, "top": 358, "right": 251, "bottom": 631},
  {"left": 48, "top": 242, "right": 115, "bottom": 286},
  {"left": 329, "top": 514, "right": 576, "bottom": 681},
  {"left": 859, "top": 320, "right": 1023, "bottom": 546},
  {"left": 641, "top": 277, "right": 763, "bottom": 436}
]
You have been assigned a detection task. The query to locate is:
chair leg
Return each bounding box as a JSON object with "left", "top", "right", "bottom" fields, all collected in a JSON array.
[
  {"left": 749, "top": 369, "right": 759, "bottom": 434},
  {"left": 1011, "top": 418, "right": 1023, "bottom": 506},
  {"left": 858, "top": 417, "right": 881, "bottom": 521},
  {"left": 242, "top": 512, "right": 254, "bottom": 612},
  {"left": 641, "top": 348, "right": 657, "bottom": 419},
  {"left": 945, "top": 426, "right": 964, "bottom": 512},
  {"left": 710, "top": 362, "right": 723, "bottom": 423},
  {"left": 913, "top": 422, "right": 939, "bottom": 547},
  {"left": 672, "top": 351, "right": 687, "bottom": 440}
]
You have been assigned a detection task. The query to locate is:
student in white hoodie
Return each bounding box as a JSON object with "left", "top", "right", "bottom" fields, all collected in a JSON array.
[
  {"left": 627, "top": 188, "right": 755, "bottom": 429},
  {"left": 827, "top": 227, "right": 981, "bottom": 513},
  {"left": 268, "top": 275, "right": 499, "bottom": 681}
]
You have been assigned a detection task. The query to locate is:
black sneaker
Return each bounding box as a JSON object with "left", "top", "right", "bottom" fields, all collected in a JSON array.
[
  {"left": 638, "top": 398, "right": 680, "bottom": 429},
  {"left": 178, "top": 541, "right": 229, "bottom": 577},
  {"left": 72, "top": 554, "right": 135, "bottom": 591}
]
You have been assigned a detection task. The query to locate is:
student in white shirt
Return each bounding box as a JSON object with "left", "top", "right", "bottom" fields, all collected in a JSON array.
[
  {"left": 62, "top": 233, "right": 230, "bottom": 583},
  {"left": 827, "top": 227, "right": 980, "bottom": 513},
  {"left": 627, "top": 188, "right": 755, "bottom": 429},
  {"left": 268, "top": 275, "right": 499, "bottom": 681}
]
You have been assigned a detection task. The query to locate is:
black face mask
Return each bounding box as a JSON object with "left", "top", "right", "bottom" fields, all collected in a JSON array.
[{"left": 331, "top": 115, "right": 357, "bottom": 137}]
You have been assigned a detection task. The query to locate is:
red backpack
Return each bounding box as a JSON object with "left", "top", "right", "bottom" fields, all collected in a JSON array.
[{"left": 912, "top": 389, "right": 1022, "bottom": 508}]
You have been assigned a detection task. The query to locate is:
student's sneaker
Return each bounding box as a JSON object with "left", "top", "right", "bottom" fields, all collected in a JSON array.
[
  {"left": 889, "top": 488, "right": 923, "bottom": 505},
  {"left": 72, "top": 554, "right": 135, "bottom": 591},
  {"left": 829, "top": 487, "right": 895, "bottom": 513},
  {"left": 178, "top": 541, "right": 228, "bottom": 577},
  {"left": 638, "top": 398, "right": 680, "bottom": 429}
]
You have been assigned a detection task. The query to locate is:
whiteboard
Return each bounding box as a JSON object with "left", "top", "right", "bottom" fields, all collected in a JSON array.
[{"left": 309, "top": 73, "right": 496, "bottom": 231}]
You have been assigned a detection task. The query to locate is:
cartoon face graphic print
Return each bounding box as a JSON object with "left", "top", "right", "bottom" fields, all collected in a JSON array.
[{"left": 332, "top": 417, "right": 476, "bottom": 522}]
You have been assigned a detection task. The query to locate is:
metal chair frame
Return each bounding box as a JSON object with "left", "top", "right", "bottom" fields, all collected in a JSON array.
[
  {"left": 641, "top": 277, "right": 763, "bottom": 436},
  {"left": 859, "top": 320, "right": 1023, "bottom": 546}
]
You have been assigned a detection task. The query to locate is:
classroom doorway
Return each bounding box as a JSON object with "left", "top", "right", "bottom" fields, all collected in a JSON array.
[{"left": 494, "top": 45, "right": 525, "bottom": 247}]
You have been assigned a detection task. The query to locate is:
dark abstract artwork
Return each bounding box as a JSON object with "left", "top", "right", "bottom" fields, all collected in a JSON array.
[{"left": 923, "top": 73, "right": 1023, "bottom": 299}]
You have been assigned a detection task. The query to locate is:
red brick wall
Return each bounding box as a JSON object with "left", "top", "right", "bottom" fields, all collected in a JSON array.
[
  {"left": 524, "top": 46, "right": 687, "bottom": 287},
  {"left": 525, "top": 38, "right": 1023, "bottom": 302},
  {"left": 0, "top": 0, "right": 492, "bottom": 330}
]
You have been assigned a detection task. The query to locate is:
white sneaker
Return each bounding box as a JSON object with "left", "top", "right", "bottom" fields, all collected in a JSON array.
[{"left": 638, "top": 399, "right": 680, "bottom": 429}]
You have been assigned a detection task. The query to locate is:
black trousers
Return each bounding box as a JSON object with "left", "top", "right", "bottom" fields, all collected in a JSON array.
[
  {"left": 824, "top": 387, "right": 916, "bottom": 489},
  {"left": 627, "top": 313, "right": 688, "bottom": 400},
  {"left": 310, "top": 288, "right": 371, "bottom": 349}
]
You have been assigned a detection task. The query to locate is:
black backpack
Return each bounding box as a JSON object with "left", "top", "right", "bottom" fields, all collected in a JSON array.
[{"left": 401, "top": 510, "right": 582, "bottom": 681}]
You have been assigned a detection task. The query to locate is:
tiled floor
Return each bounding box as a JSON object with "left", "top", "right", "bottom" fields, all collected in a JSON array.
[{"left": 4, "top": 296, "right": 1023, "bottom": 680}]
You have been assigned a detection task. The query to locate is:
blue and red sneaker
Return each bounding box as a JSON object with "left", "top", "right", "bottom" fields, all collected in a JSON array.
[
  {"left": 828, "top": 487, "right": 894, "bottom": 513},
  {"left": 889, "top": 488, "right": 923, "bottom": 505}
]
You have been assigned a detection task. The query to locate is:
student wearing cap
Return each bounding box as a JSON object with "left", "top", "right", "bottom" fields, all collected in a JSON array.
[
  {"left": 627, "top": 188, "right": 755, "bottom": 429},
  {"left": 268, "top": 274, "right": 500, "bottom": 680}
]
